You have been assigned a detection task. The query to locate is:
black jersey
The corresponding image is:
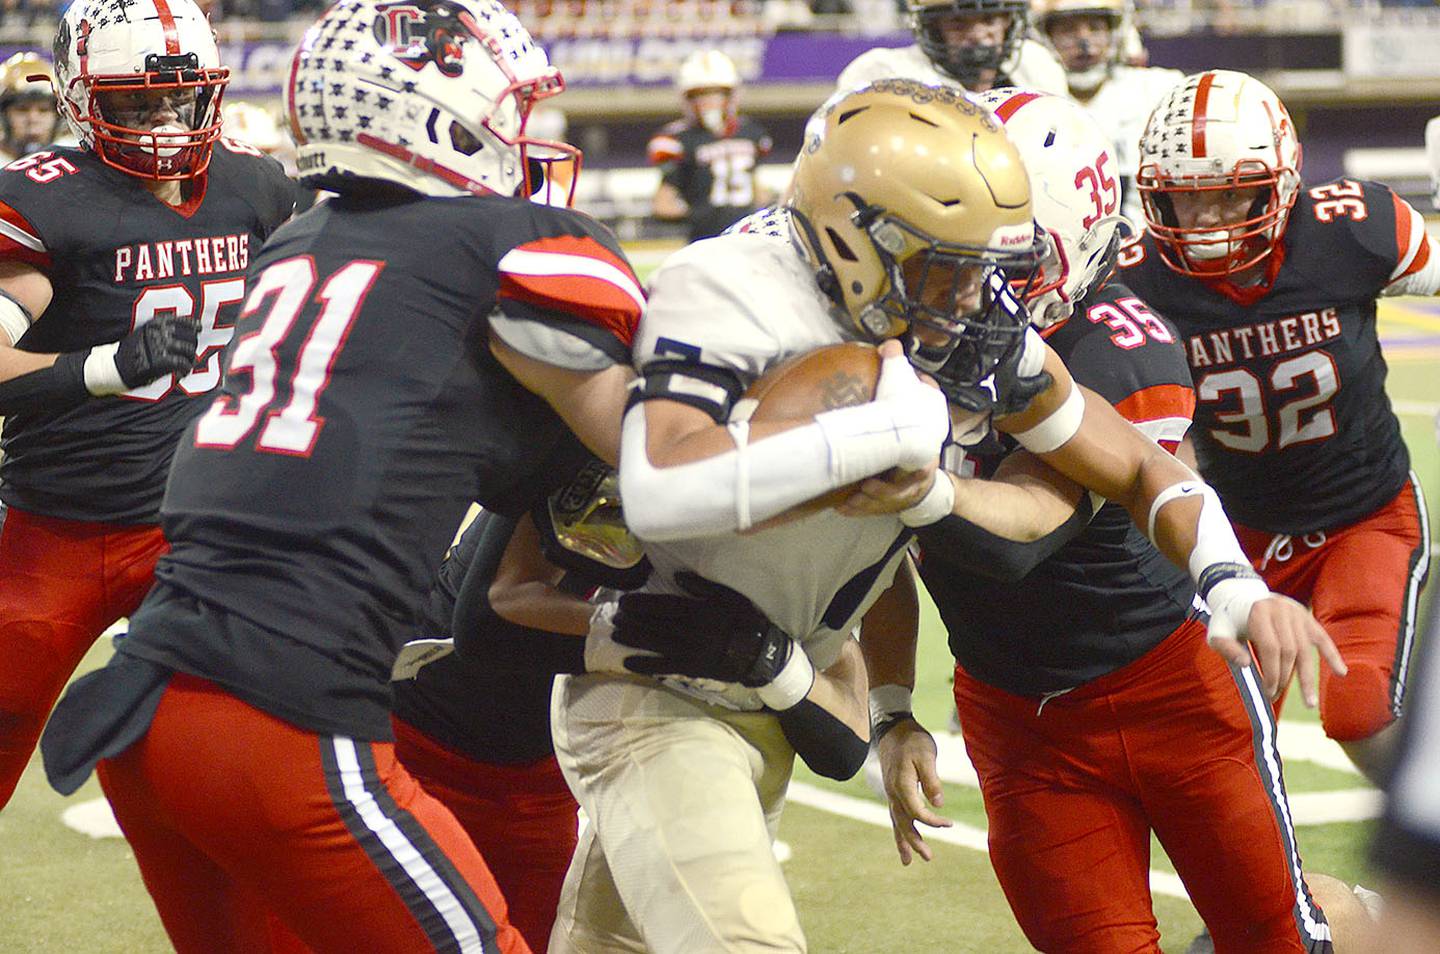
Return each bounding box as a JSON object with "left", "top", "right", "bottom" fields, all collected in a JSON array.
[
  {"left": 1121, "top": 179, "right": 1418, "bottom": 535},
  {"left": 919, "top": 282, "right": 1199, "bottom": 697},
  {"left": 117, "top": 191, "right": 642, "bottom": 740},
  {"left": 647, "top": 116, "right": 772, "bottom": 241},
  {"left": 0, "top": 142, "right": 295, "bottom": 524},
  {"left": 392, "top": 512, "right": 559, "bottom": 766}
]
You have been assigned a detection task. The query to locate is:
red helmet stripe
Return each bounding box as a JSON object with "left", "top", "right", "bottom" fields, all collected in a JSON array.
[
  {"left": 993, "top": 91, "right": 1040, "bottom": 123},
  {"left": 151, "top": 0, "right": 183, "bottom": 55},
  {"left": 1191, "top": 71, "right": 1216, "bottom": 158}
]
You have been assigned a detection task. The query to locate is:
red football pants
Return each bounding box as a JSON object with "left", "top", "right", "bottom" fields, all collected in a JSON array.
[
  {"left": 956, "top": 619, "right": 1332, "bottom": 954},
  {"left": 98, "top": 675, "right": 531, "bottom": 954},
  {"left": 0, "top": 507, "right": 167, "bottom": 808},
  {"left": 394, "top": 718, "right": 579, "bottom": 954},
  {"left": 1236, "top": 476, "right": 1430, "bottom": 741}
]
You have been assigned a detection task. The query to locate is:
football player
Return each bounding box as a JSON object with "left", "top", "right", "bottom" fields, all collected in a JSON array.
[
  {"left": 875, "top": 88, "right": 1367, "bottom": 954},
  {"left": 549, "top": 80, "right": 1337, "bottom": 954},
  {"left": 39, "top": 1, "right": 643, "bottom": 951},
  {"left": 837, "top": 0, "right": 1068, "bottom": 95},
  {"left": 0, "top": 52, "right": 62, "bottom": 162},
  {"left": 648, "top": 50, "right": 773, "bottom": 243},
  {"left": 0, "top": 0, "right": 295, "bottom": 810},
  {"left": 391, "top": 462, "right": 649, "bottom": 954},
  {"left": 1030, "top": 0, "right": 1182, "bottom": 222},
  {"left": 1123, "top": 70, "right": 1434, "bottom": 784}
]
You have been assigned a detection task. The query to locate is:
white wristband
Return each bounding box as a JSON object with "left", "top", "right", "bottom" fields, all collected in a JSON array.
[
  {"left": 899, "top": 470, "right": 956, "bottom": 527},
  {"left": 755, "top": 645, "right": 815, "bottom": 711},
  {"left": 868, "top": 683, "right": 914, "bottom": 728},
  {"left": 1010, "top": 380, "right": 1084, "bottom": 454},
  {"left": 0, "top": 293, "right": 33, "bottom": 347},
  {"left": 82, "top": 342, "right": 126, "bottom": 396}
]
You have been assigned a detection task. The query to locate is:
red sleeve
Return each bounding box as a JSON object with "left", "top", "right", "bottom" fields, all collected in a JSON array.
[
  {"left": 646, "top": 134, "right": 684, "bottom": 166},
  {"left": 1112, "top": 383, "right": 1195, "bottom": 452},
  {"left": 496, "top": 234, "right": 644, "bottom": 348},
  {"left": 1388, "top": 191, "right": 1432, "bottom": 284},
  {"left": 0, "top": 198, "right": 51, "bottom": 271}
]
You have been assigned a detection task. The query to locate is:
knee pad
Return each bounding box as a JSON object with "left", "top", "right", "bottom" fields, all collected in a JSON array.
[{"left": 1319, "top": 663, "right": 1396, "bottom": 741}]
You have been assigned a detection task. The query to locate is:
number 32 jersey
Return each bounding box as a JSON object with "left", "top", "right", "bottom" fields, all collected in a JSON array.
[
  {"left": 0, "top": 143, "right": 297, "bottom": 524},
  {"left": 1120, "top": 179, "right": 1428, "bottom": 535}
]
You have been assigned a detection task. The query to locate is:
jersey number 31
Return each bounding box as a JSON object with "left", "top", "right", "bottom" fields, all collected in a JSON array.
[{"left": 194, "top": 257, "right": 382, "bottom": 456}]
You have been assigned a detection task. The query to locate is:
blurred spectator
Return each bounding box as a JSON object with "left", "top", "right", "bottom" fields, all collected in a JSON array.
[
  {"left": 647, "top": 50, "right": 772, "bottom": 243},
  {"left": 0, "top": 50, "right": 61, "bottom": 162}
]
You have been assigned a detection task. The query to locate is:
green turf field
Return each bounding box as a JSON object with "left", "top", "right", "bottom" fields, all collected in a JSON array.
[{"left": 0, "top": 291, "right": 1435, "bottom": 952}]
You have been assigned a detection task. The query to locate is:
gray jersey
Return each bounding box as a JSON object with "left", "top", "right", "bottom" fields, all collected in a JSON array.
[{"left": 631, "top": 208, "right": 911, "bottom": 709}]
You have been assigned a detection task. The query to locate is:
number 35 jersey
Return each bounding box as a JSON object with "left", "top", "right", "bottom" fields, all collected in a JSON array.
[
  {"left": 1120, "top": 179, "right": 1426, "bottom": 535},
  {"left": 0, "top": 143, "right": 297, "bottom": 524}
]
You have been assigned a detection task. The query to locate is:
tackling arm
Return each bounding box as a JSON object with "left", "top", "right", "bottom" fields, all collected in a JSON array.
[
  {"left": 0, "top": 259, "right": 198, "bottom": 415},
  {"left": 991, "top": 345, "right": 1345, "bottom": 702},
  {"left": 651, "top": 181, "right": 690, "bottom": 221}
]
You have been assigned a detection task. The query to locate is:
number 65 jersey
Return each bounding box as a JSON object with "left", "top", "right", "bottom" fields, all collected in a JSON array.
[
  {"left": 1120, "top": 178, "right": 1433, "bottom": 535},
  {"left": 0, "top": 143, "right": 296, "bottom": 524}
]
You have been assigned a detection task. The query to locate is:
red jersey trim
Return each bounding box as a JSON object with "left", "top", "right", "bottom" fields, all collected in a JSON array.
[
  {"left": 497, "top": 236, "right": 643, "bottom": 347},
  {"left": 1113, "top": 383, "right": 1195, "bottom": 452},
  {"left": 0, "top": 198, "right": 51, "bottom": 270},
  {"left": 647, "top": 135, "right": 684, "bottom": 165},
  {"left": 1389, "top": 192, "right": 1431, "bottom": 281}
]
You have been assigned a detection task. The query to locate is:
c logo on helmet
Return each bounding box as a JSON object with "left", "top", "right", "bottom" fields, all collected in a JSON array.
[{"left": 374, "top": 1, "right": 468, "bottom": 77}]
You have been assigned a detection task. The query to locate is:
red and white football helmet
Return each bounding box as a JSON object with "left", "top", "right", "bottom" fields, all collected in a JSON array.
[
  {"left": 287, "top": 0, "right": 579, "bottom": 204},
  {"left": 976, "top": 87, "right": 1128, "bottom": 327},
  {"left": 1136, "top": 69, "right": 1302, "bottom": 280},
  {"left": 53, "top": 0, "right": 228, "bottom": 180}
]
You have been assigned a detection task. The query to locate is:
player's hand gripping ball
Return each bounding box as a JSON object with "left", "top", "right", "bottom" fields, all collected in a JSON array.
[{"left": 741, "top": 341, "right": 880, "bottom": 521}]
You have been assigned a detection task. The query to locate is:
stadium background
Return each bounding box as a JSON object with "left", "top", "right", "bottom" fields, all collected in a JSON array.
[{"left": 1, "top": 0, "right": 1439, "bottom": 950}]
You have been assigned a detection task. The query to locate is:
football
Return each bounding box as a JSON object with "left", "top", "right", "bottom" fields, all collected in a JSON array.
[{"left": 742, "top": 341, "right": 881, "bottom": 526}]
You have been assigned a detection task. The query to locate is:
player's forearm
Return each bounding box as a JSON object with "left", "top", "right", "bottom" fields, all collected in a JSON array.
[
  {"left": 858, "top": 559, "right": 919, "bottom": 692},
  {"left": 777, "top": 639, "right": 870, "bottom": 780}
]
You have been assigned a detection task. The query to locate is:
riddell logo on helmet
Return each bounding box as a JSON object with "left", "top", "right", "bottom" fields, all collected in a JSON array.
[{"left": 994, "top": 227, "right": 1033, "bottom": 248}]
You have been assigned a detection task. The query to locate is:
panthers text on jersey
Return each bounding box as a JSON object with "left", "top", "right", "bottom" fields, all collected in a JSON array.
[
  {"left": 117, "top": 192, "right": 642, "bottom": 740},
  {"left": 1121, "top": 178, "right": 1427, "bottom": 535},
  {"left": 629, "top": 207, "right": 911, "bottom": 709},
  {"left": 0, "top": 142, "right": 296, "bottom": 523},
  {"left": 920, "top": 281, "right": 1198, "bottom": 696},
  {"left": 835, "top": 39, "right": 1069, "bottom": 97},
  {"left": 647, "top": 116, "right": 773, "bottom": 241}
]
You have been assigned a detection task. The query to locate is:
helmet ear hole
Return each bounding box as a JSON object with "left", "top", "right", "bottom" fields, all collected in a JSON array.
[
  {"left": 449, "top": 121, "right": 483, "bottom": 156},
  {"left": 825, "top": 227, "right": 858, "bottom": 263}
]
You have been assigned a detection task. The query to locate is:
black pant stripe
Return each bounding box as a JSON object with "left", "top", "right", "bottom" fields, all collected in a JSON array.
[
  {"left": 1389, "top": 472, "right": 1431, "bottom": 716},
  {"left": 1227, "top": 664, "right": 1334, "bottom": 952},
  {"left": 319, "top": 736, "right": 479, "bottom": 953}
]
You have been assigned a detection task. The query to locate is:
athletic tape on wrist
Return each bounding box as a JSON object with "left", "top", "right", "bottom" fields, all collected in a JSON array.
[
  {"left": 0, "top": 290, "right": 34, "bottom": 347},
  {"left": 900, "top": 470, "right": 955, "bottom": 528},
  {"left": 1010, "top": 381, "right": 1084, "bottom": 454},
  {"left": 82, "top": 342, "right": 126, "bottom": 396},
  {"left": 755, "top": 645, "right": 815, "bottom": 711},
  {"left": 868, "top": 683, "right": 914, "bottom": 728},
  {"left": 1196, "top": 561, "right": 1262, "bottom": 602},
  {"left": 728, "top": 419, "right": 752, "bottom": 531}
]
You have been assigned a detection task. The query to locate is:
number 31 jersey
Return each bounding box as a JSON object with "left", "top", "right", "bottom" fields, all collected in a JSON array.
[
  {"left": 1120, "top": 179, "right": 1425, "bottom": 535},
  {"left": 132, "top": 192, "right": 641, "bottom": 739},
  {"left": 0, "top": 143, "right": 297, "bottom": 524}
]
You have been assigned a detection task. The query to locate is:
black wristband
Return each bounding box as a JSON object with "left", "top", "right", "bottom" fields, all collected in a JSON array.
[
  {"left": 1196, "top": 561, "right": 1262, "bottom": 602},
  {"left": 872, "top": 711, "right": 916, "bottom": 744},
  {"left": 0, "top": 349, "right": 91, "bottom": 416}
]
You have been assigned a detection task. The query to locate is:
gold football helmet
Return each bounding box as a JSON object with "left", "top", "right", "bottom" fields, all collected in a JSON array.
[
  {"left": 0, "top": 52, "right": 59, "bottom": 158},
  {"left": 788, "top": 80, "right": 1044, "bottom": 386}
]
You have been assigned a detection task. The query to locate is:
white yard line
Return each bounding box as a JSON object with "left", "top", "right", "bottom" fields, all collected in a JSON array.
[{"left": 786, "top": 781, "right": 1192, "bottom": 901}]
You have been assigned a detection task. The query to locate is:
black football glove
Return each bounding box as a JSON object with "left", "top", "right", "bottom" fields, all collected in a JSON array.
[
  {"left": 611, "top": 572, "right": 795, "bottom": 687},
  {"left": 115, "top": 313, "right": 199, "bottom": 389},
  {"left": 942, "top": 324, "right": 1052, "bottom": 419}
]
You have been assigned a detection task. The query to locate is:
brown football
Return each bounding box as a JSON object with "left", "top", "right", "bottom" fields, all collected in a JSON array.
[{"left": 742, "top": 341, "right": 881, "bottom": 528}]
